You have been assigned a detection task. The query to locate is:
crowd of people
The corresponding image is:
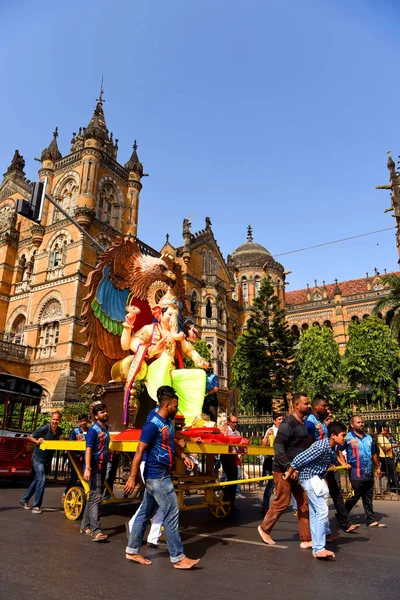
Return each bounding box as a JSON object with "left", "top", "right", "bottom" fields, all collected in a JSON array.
[{"left": 19, "top": 387, "right": 398, "bottom": 568}]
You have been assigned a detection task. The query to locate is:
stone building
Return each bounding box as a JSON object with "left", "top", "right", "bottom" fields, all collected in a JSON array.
[
  {"left": 0, "top": 95, "right": 397, "bottom": 410},
  {"left": 0, "top": 92, "right": 147, "bottom": 409},
  {"left": 285, "top": 272, "right": 397, "bottom": 352}
]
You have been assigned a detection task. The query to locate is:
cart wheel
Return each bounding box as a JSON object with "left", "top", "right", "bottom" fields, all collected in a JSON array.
[
  {"left": 208, "top": 491, "right": 232, "bottom": 519},
  {"left": 64, "top": 486, "right": 86, "bottom": 521}
]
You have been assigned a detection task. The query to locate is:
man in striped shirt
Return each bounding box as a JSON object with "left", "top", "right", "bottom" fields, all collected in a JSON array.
[
  {"left": 306, "top": 397, "right": 358, "bottom": 534},
  {"left": 284, "top": 421, "right": 348, "bottom": 560}
]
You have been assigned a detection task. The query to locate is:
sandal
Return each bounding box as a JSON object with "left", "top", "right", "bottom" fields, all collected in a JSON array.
[
  {"left": 92, "top": 532, "right": 108, "bottom": 542},
  {"left": 368, "top": 522, "right": 387, "bottom": 528},
  {"left": 79, "top": 528, "right": 92, "bottom": 535}
]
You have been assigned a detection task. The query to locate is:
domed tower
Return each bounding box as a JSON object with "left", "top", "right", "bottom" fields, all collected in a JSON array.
[{"left": 229, "top": 225, "right": 285, "bottom": 313}]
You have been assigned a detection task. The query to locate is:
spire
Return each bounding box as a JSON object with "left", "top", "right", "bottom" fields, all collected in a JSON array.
[
  {"left": 6, "top": 149, "right": 25, "bottom": 175},
  {"left": 247, "top": 225, "right": 253, "bottom": 242},
  {"left": 124, "top": 140, "right": 144, "bottom": 176},
  {"left": 40, "top": 127, "right": 62, "bottom": 162},
  {"left": 83, "top": 83, "right": 109, "bottom": 144}
]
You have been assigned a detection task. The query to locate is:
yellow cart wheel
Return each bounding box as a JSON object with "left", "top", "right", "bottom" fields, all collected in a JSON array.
[
  {"left": 64, "top": 486, "right": 86, "bottom": 520},
  {"left": 208, "top": 491, "right": 232, "bottom": 519}
]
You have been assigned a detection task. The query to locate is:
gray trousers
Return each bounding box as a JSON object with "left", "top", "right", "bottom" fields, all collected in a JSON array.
[{"left": 81, "top": 467, "right": 106, "bottom": 535}]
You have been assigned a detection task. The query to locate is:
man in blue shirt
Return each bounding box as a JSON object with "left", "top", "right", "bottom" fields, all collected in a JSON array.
[
  {"left": 306, "top": 396, "right": 358, "bottom": 534},
  {"left": 20, "top": 411, "right": 62, "bottom": 514},
  {"left": 80, "top": 403, "right": 110, "bottom": 541},
  {"left": 284, "top": 421, "right": 348, "bottom": 560},
  {"left": 124, "top": 385, "right": 199, "bottom": 569},
  {"left": 344, "top": 416, "right": 386, "bottom": 528},
  {"left": 202, "top": 368, "right": 219, "bottom": 422}
]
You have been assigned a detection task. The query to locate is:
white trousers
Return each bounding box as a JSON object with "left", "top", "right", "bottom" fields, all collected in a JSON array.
[{"left": 128, "top": 462, "right": 163, "bottom": 544}]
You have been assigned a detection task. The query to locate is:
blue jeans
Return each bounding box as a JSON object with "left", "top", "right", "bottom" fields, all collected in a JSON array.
[
  {"left": 21, "top": 459, "right": 47, "bottom": 508},
  {"left": 302, "top": 478, "right": 331, "bottom": 554},
  {"left": 126, "top": 475, "right": 185, "bottom": 563}
]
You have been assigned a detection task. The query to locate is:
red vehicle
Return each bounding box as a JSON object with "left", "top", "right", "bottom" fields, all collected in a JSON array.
[{"left": 0, "top": 373, "right": 42, "bottom": 478}]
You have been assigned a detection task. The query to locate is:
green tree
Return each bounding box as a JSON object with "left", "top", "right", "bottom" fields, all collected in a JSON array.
[
  {"left": 373, "top": 273, "right": 400, "bottom": 340},
  {"left": 343, "top": 316, "right": 400, "bottom": 408},
  {"left": 231, "top": 277, "right": 296, "bottom": 412},
  {"left": 183, "top": 339, "right": 211, "bottom": 368},
  {"left": 294, "top": 325, "right": 342, "bottom": 399},
  {"left": 231, "top": 330, "right": 273, "bottom": 412}
]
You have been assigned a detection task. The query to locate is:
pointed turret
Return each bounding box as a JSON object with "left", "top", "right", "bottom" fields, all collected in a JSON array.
[
  {"left": 5, "top": 149, "right": 26, "bottom": 178},
  {"left": 124, "top": 140, "right": 144, "bottom": 177},
  {"left": 83, "top": 86, "right": 109, "bottom": 144},
  {"left": 41, "top": 127, "right": 62, "bottom": 162}
]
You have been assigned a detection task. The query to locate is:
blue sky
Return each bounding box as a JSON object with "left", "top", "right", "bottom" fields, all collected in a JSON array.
[{"left": 1, "top": 0, "right": 399, "bottom": 290}]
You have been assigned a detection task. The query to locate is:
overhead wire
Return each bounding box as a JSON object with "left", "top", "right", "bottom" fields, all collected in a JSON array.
[{"left": 273, "top": 227, "right": 396, "bottom": 258}]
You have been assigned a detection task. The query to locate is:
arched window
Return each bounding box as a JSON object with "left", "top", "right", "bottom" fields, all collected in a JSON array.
[
  {"left": 312, "top": 322, "right": 320, "bottom": 328},
  {"left": 49, "top": 236, "right": 68, "bottom": 271},
  {"left": 351, "top": 316, "right": 359, "bottom": 324},
  {"left": 301, "top": 323, "right": 309, "bottom": 331},
  {"left": 202, "top": 250, "right": 207, "bottom": 274},
  {"left": 97, "top": 183, "right": 121, "bottom": 228},
  {"left": 206, "top": 298, "right": 212, "bottom": 319},
  {"left": 291, "top": 324, "right": 300, "bottom": 341},
  {"left": 363, "top": 314, "right": 370, "bottom": 320},
  {"left": 37, "top": 299, "right": 63, "bottom": 358},
  {"left": 218, "top": 301, "right": 225, "bottom": 323},
  {"left": 323, "top": 320, "right": 332, "bottom": 329},
  {"left": 190, "top": 291, "right": 198, "bottom": 314},
  {"left": 214, "top": 257, "right": 219, "bottom": 275},
  {"left": 208, "top": 251, "right": 213, "bottom": 275},
  {"left": 242, "top": 277, "right": 248, "bottom": 302},
  {"left": 18, "top": 255, "right": 28, "bottom": 282},
  {"left": 9, "top": 315, "right": 26, "bottom": 344},
  {"left": 53, "top": 178, "right": 78, "bottom": 222},
  {"left": 254, "top": 276, "right": 261, "bottom": 297}
]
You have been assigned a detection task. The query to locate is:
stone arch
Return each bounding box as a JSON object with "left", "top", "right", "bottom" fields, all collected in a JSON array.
[
  {"left": 38, "top": 297, "right": 64, "bottom": 324},
  {"left": 206, "top": 297, "right": 213, "bottom": 319},
  {"left": 6, "top": 305, "right": 28, "bottom": 331},
  {"left": 291, "top": 324, "right": 300, "bottom": 340},
  {"left": 6, "top": 312, "right": 27, "bottom": 344},
  {"left": 190, "top": 288, "right": 199, "bottom": 315},
  {"left": 301, "top": 323, "right": 309, "bottom": 331},
  {"left": 97, "top": 177, "right": 124, "bottom": 228},
  {"left": 95, "top": 233, "right": 114, "bottom": 250},
  {"left": 351, "top": 315, "right": 360, "bottom": 324},
  {"left": 46, "top": 228, "right": 73, "bottom": 250},
  {"left": 52, "top": 170, "right": 80, "bottom": 222},
  {"left": 97, "top": 176, "right": 124, "bottom": 204},
  {"left": 53, "top": 170, "right": 80, "bottom": 197},
  {"left": 33, "top": 292, "right": 67, "bottom": 324}
]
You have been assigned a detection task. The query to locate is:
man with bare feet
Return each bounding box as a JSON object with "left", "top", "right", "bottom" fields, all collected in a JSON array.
[
  {"left": 257, "top": 393, "right": 312, "bottom": 549},
  {"left": 306, "top": 396, "right": 359, "bottom": 534},
  {"left": 284, "top": 421, "right": 349, "bottom": 560},
  {"left": 124, "top": 385, "right": 200, "bottom": 569}
]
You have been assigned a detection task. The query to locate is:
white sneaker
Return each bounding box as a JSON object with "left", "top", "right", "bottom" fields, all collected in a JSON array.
[{"left": 236, "top": 494, "right": 245, "bottom": 499}]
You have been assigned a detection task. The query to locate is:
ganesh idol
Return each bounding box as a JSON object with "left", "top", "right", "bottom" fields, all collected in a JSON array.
[{"left": 119, "top": 281, "right": 209, "bottom": 427}]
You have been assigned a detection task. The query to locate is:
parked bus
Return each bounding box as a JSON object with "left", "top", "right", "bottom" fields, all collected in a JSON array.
[{"left": 0, "top": 373, "right": 42, "bottom": 478}]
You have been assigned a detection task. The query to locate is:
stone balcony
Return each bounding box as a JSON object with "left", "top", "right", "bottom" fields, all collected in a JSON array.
[
  {"left": 0, "top": 338, "right": 32, "bottom": 361},
  {"left": 46, "top": 266, "right": 64, "bottom": 281},
  {"left": 15, "top": 279, "right": 31, "bottom": 294}
]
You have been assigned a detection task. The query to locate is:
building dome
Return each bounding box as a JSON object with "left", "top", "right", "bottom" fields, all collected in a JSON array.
[{"left": 231, "top": 226, "right": 272, "bottom": 268}]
